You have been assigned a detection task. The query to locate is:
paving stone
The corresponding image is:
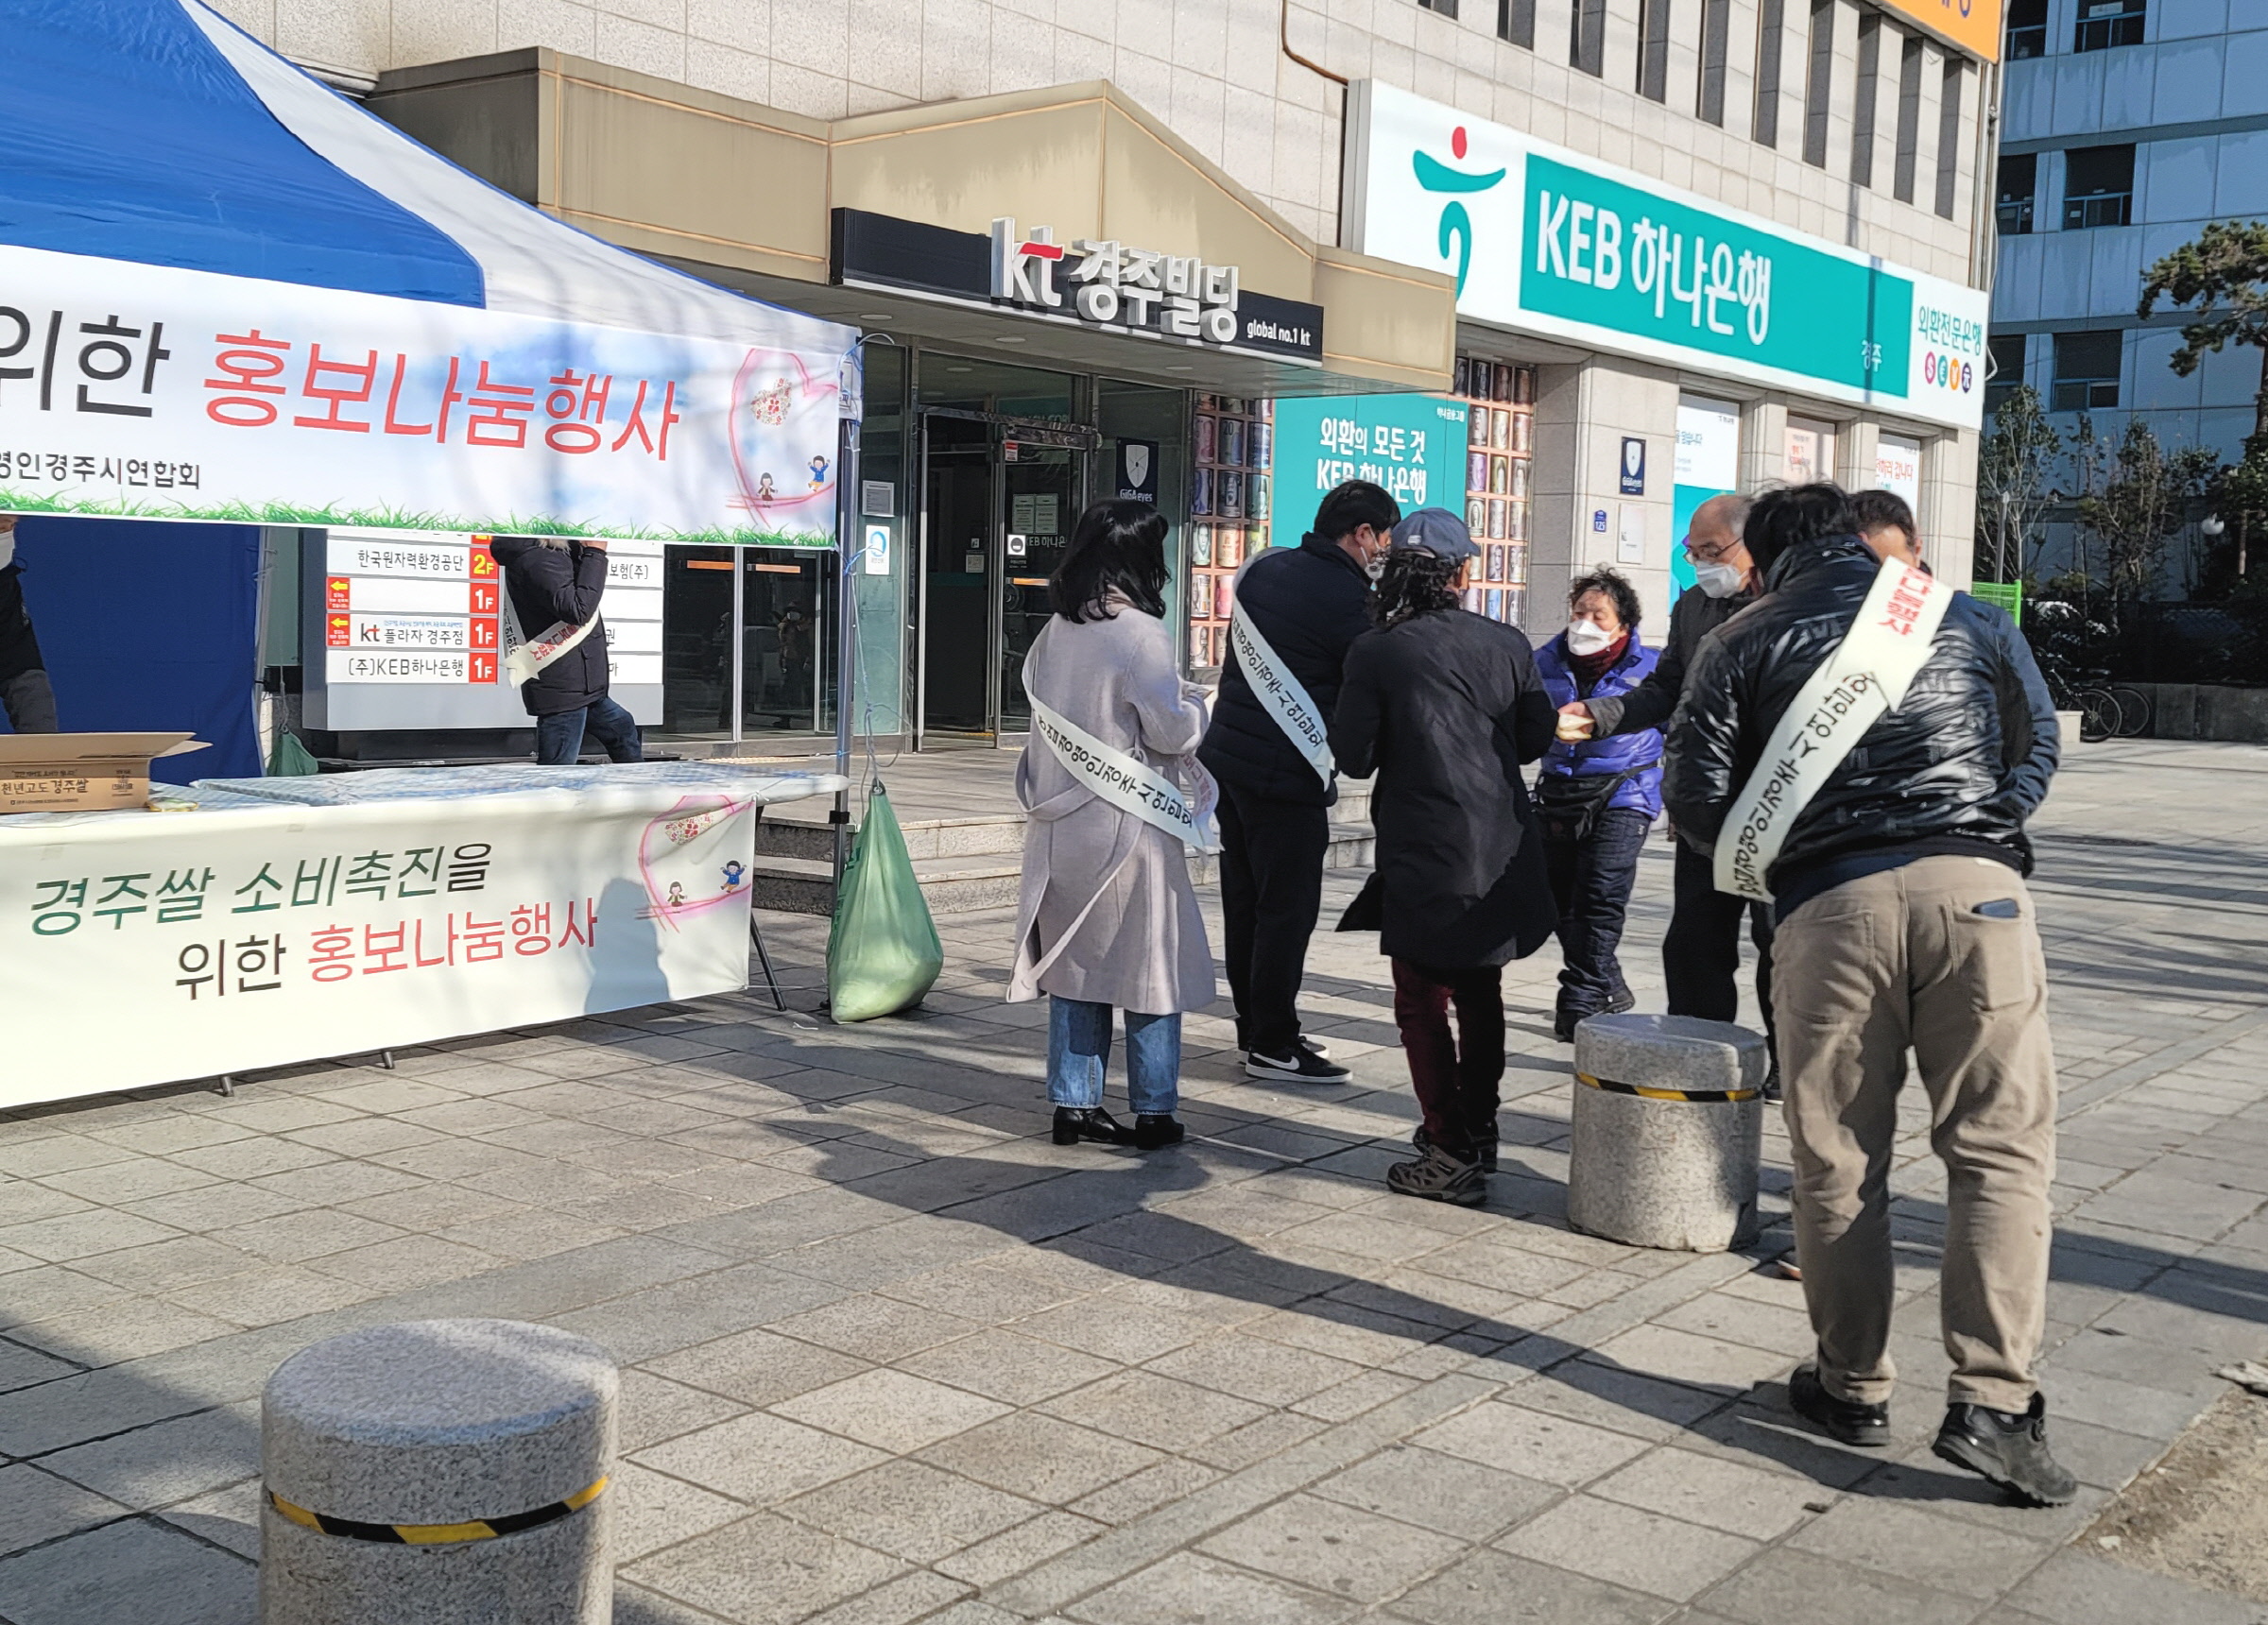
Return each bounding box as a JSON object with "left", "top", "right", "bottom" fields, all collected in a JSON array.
[
  {"left": 1067, "top": 1550, "right": 1361, "bottom": 1625},
  {"left": 1787, "top": 1499, "right": 2055, "bottom": 1599},
  {"left": 774, "top": 1367, "right": 1012, "bottom": 1452},
  {"left": 1310, "top": 1444, "right": 1560, "bottom": 1541},
  {"left": 1695, "top": 1547, "right": 1989, "bottom": 1625},
  {"left": 778, "top": 1459, "right": 1042, "bottom": 1562},
  {"left": 937, "top": 1508, "right": 1109, "bottom": 1586},
  {"left": 1589, "top": 1446, "right": 1827, "bottom": 1540},
  {"left": 900, "top": 1327, "right": 1121, "bottom": 1406},
  {"left": 630, "top": 1411, "right": 889, "bottom": 1505},
  {"left": 917, "top": 1411, "right": 1164, "bottom": 1504},
  {"left": 622, "top": 1510, "right": 908, "bottom": 1625},
  {"left": 1411, "top": 1399, "right": 1654, "bottom": 1487},
  {"left": 0, "top": 1514, "right": 254, "bottom": 1625},
  {"left": 1495, "top": 1494, "right": 1761, "bottom": 1602},
  {"left": 1390, "top": 1548, "right": 1676, "bottom": 1625},
  {"left": 0, "top": 1463, "right": 132, "bottom": 1557},
  {"left": 1196, "top": 1491, "right": 1468, "bottom": 1602},
  {"left": 2002, "top": 1550, "right": 2266, "bottom": 1625},
  {"left": 608, "top": 1462, "right": 751, "bottom": 1562}
]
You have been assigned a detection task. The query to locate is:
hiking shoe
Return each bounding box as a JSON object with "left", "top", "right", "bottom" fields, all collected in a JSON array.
[
  {"left": 1052, "top": 1106, "right": 1134, "bottom": 1147},
  {"left": 1789, "top": 1365, "right": 1892, "bottom": 1447},
  {"left": 1133, "top": 1114, "right": 1185, "bottom": 1151},
  {"left": 1413, "top": 1121, "right": 1499, "bottom": 1172},
  {"left": 1246, "top": 1045, "right": 1350, "bottom": 1083},
  {"left": 1933, "top": 1394, "right": 2079, "bottom": 1507},
  {"left": 1385, "top": 1144, "right": 1487, "bottom": 1206}
]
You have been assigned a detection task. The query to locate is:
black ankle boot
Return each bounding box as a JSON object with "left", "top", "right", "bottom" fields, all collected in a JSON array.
[
  {"left": 1134, "top": 1114, "right": 1185, "bottom": 1150},
  {"left": 1053, "top": 1106, "right": 1133, "bottom": 1146},
  {"left": 1789, "top": 1365, "right": 1891, "bottom": 1446}
]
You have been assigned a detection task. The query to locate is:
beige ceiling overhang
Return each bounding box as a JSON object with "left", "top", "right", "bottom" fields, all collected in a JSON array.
[{"left": 369, "top": 54, "right": 1453, "bottom": 398}]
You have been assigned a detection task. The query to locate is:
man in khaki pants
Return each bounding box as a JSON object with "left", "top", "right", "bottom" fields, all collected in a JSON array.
[{"left": 1664, "top": 483, "right": 2073, "bottom": 1507}]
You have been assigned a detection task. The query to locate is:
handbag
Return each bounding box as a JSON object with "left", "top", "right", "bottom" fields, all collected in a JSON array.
[{"left": 1533, "top": 763, "right": 1647, "bottom": 844}]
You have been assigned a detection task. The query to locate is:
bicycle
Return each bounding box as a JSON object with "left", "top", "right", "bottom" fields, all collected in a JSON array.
[{"left": 2069, "top": 684, "right": 2151, "bottom": 742}]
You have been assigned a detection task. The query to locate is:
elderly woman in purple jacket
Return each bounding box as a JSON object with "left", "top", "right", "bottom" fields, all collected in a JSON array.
[{"left": 1534, "top": 568, "right": 1664, "bottom": 1041}]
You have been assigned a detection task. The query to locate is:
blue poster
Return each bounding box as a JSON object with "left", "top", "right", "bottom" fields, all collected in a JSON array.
[{"left": 1269, "top": 395, "right": 1469, "bottom": 551}]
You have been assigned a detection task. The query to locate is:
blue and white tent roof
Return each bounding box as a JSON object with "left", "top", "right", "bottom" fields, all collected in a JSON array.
[{"left": 3, "top": 0, "right": 848, "bottom": 350}]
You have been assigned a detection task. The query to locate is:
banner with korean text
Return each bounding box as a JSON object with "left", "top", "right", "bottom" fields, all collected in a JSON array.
[
  {"left": 0, "top": 244, "right": 850, "bottom": 546},
  {"left": 0, "top": 786, "right": 762, "bottom": 1107},
  {"left": 1348, "top": 82, "right": 1991, "bottom": 434}
]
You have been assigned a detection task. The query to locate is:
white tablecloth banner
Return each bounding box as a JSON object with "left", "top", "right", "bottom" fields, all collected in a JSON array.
[{"left": 0, "top": 785, "right": 766, "bottom": 1107}]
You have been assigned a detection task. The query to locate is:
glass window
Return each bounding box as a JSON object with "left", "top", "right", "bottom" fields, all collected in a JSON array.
[
  {"left": 2007, "top": 0, "right": 2048, "bottom": 59},
  {"left": 2052, "top": 331, "right": 2122, "bottom": 411},
  {"left": 1754, "top": 0, "right": 1786, "bottom": 147},
  {"left": 2062, "top": 144, "right": 2135, "bottom": 230},
  {"left": 2075, "top": 0, "right": 2144, "bottom": 52},
  {"left": 1934, "top": 57, "right": 1966, "bottom": 219},
  {"left": 1418, "top": 0, "right": 1458, "bottom": 15},
  {"left": 1572, "top": 0, "right": 1606, "bottom": 76},
  {"left": 1500, "top": 0, "right": 1537, "bottom": 46},
  {"left": 1786, "top": 417, "right": 1838, "bottom": 485},
  {"left": 1985, "top": 333, "right": 2028, "bottom": 415},
  {"left": 1803, "top": 0, "right": 1836, "bottom": 170},
  {"left": 1851, "top": 12, "right": 1882, "bottom": 188},
  {"left": 1638, "top": 0, "right": 1673, "bottom": 101},
  {"left": 1893, "top": 31, "right": 1924, "bottom": 202},
  {"left": 1997, "top": 152, "right": 2037, "bottom": 235},
  {"left": 1698, "top": 0, "right": 1732, "bottom": 124}
]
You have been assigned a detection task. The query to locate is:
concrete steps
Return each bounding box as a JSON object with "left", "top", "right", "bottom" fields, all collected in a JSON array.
[{"left": 750, "top": 778, "right": 1375, "bottom": 916}]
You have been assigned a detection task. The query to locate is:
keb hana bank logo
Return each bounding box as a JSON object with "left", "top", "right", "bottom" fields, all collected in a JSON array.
[{"left": 1411, "top": 126, "right": 1506, "bottom": 297}]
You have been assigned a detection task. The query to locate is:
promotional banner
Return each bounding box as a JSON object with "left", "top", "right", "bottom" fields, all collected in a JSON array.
[
  {"left": 0, "top": 244, "right": 850, "bottom": 547},
  {"left": 1347, "top": 82, "right": 1991, "bottom": 433},
  {"left": 0, "top": 786, "right": 762, "bottom": 1105},
  {"left": 1268, "top": 394, "right": 1470, "bottom": 551}
]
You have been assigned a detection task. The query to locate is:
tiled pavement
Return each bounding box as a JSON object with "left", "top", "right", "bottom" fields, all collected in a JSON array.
[{"left": 2, "top": 739, "right": 2267, "bottom": 1625}]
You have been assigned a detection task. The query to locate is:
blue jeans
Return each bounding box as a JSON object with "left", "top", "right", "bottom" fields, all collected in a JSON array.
[
  {"left": 1543, "top": 806, "right": 1651, "bottom": 1012},
  {"left": 1048, "top": 998, "right": 1180, "bottom": 1116},
  {"left": 534, "top": 696, "right": 643, "bottom": 765}
]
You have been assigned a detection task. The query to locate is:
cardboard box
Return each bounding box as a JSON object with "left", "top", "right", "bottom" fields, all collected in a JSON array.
[{"left": 0, "top": 733, "right": 209, "bottom": 813}]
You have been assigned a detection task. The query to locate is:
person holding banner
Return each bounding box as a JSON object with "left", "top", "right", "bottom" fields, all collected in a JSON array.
[
  {"left": 1663, "top": 483, "right": 2072, "bottom": 1508},
  {"left": 1008, "top": 501, "right": 1216, "bottom": 1153},
  {"left": 491, "top": 535, "right": 643, "bottom": 767},
  {"left": 1198, "top": 479, "right": 1400, "bottom": 1085},
  {"left": 1332, "top": 508, "right": 1557, "bottom": 1206}
]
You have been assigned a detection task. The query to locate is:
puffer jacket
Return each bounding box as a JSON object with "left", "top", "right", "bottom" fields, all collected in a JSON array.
[
  {"left": 1662, "top": 534, "right": 2059, "bottom": 899},
  {"left": 1197, "top": 533, "right": 1373, "bottom": 808},
  {"left": 1583, "top": 582, "right": 1751, "bottom": 739},
  {"left": 490, "top": 536, "right": 610, "bottom": 717},
  {"left": 1535, "top": 633, "right": 1664, "bottom": 818}
]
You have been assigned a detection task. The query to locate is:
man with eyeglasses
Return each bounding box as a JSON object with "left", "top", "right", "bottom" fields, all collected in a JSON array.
[{"left": 1555, "top": 492, "right": 1778, "bottom": 1088}]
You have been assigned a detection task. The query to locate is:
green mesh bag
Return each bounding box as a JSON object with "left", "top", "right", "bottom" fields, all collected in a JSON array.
[
  {"left": 268, "top": 731, "right": 320, "bottom": 777},
  {"left": 825, "top": 785, "right": 944, "bottom": 1022}
]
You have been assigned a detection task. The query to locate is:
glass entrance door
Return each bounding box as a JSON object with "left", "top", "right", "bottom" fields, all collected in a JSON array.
[{"left": 917, "top": 410, "right": 1091, "bottom": 743}]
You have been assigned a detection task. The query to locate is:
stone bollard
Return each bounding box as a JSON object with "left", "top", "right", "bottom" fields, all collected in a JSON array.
[
  {"left": 1567, "top": 1014, "right": 1770, "bottom": 1253},
  {"left": 261, "top": 1319, "right": 617, "bottom": 1625}
]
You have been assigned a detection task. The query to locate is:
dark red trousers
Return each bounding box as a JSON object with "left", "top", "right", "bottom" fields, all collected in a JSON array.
[{"left": 1390, "top": 959, "right": 1505, "bottom": 1157}]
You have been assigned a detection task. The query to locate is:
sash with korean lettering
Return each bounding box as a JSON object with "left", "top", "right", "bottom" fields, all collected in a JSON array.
[
  {"left": 1714, "top": 557, "right": 1957, "bottom": 901},
  {"left": 1028, "top": 696, "right": 1221, "bottom": 854},
  {"left": 499, "top": 584, "right": 601, "bottom": 688},
  {"left": 1229, "top": 556, "right": 1334, "bottom": 787}
]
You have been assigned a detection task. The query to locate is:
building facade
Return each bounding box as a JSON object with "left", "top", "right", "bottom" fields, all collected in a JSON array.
[
  {"left": 214, "top": 0, "right": 2000, "bottom": 752},
  {"left": 1990, "top": 0, "right": 2268, "bottom": 474}
]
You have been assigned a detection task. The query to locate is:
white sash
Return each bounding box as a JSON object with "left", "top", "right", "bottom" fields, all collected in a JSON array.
[
  {"left": 1229, "top": 559, "right": 1334, "bottom": 786},
  {"left": 1028, "top": 696, "right": 1221, "bottom": 853},
  {"left": 1714, "top": 557, "right": 1957, "bottom": 901},
  {"left": 499, "top": 587, "right": 600, "bottom": 687}
]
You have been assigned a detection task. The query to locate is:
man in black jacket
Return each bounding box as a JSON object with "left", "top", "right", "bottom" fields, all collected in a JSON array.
[
  {"left": 490, "top": 535, "right": 642, "bottom": 766},
  {"left": 0, "top": 517, "right": 58, "bottom": 732},
  {"left": 1664, "top": 483, "right": 2072, "bottom": 1509},
  {"left": 1198, "top": 481, "right": 1396, "bottom": 1083},
  {"left": 1559, "top": 492, "right": 1775, "bottom": 1069}
]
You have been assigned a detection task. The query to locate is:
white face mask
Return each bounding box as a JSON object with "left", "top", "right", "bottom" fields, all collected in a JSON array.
[
  {"left": 1566, "top": 619, "right": 1617, "bottom": 657},
  {"left": 0, "top": 531, "right": 14, "bottom": 571},
  {"left": 1693, "top": 559, "right": 1745, "bottom": 598}
]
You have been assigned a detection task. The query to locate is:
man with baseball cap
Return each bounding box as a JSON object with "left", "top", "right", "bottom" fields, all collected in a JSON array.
[{"left": 1332, "top": 509, "right": 1558, "bottom": 1204}]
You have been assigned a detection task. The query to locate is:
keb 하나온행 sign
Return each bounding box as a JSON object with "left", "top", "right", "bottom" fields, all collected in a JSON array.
[
  {"left": 1345, "top": 82, "right": 1991, "bottom": 433},
  {"left": 1269, "top": 395, "right": 1469, "bottom": 551}
]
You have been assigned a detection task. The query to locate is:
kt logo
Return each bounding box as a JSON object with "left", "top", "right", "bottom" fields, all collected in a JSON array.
[{"left": 1413, "top": 126, "right": 1506, "bottom": 297}]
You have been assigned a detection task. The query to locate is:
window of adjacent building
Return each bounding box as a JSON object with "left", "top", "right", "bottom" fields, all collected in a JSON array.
[
  {"left": 1572, "top": 0, "right": 1607, "bottom": 76},
  {"left": 1755, "top": 0, "right": 1787, "bottom": 147},
  {"left": 2063, "top": 144, "right": 2136, "bottom": 229},
  {"left": 1986, "top": 334, "right": 2029, "bottom": 414},
  {"left": 1851, "top": 12, "right": 1882, "bottom": 188},
  {"left": 1500, "top": 0, "right": 1538, "bottom": 46},
  {"left": 1893, "top": 31, "right": 1925, "bottom": 202},
  {"left": 1933, "top": 57, "right": 1965, "bottom": 218},
  {"left": 1997, "top": 152, "right": 2038, "bottom": 235},
  {"left": 1786, "top": 418, "right": 1839, "bottom": 485},
  {"left": 1698, "top": 0, "right": 1732, "bottom": 124},
  {"left": 2007, "top": 0, "right": 2048, "bottom": 59},
  {"left": 1418, "top": 0, "right": 1459, "bottom": 15},
  {"left": 1638, "top": 0, "right": 1674, "bottom": 101},
  {"left": 2053, "top": 331, "right": 2122, "bottom": 411},
  {"left": 1803, "top": 0, "right": 1836, "bottom": 168},
  {"left": 2075, "top": 0, "right": 2145, "bottom": 52}
]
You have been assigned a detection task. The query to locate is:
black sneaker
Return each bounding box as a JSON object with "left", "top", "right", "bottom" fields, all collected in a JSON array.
[
  {"left": 1052, "top": 1106, "right": 1134, "bottom": 1147},
  {"left": 1385, "top": 1143, "right": 1487, "bottom": 1206},
  {"left": 1553, "top": 1007, "right": 1595, "bottom": 1043},
  {"left": 1246, "top": 1045, "right": 1350, "bottom": 1083},
  {"left": 1933, "top": 1394, "right": 2079, "bottom": 1507},
  {"left": 1604, "top": 984, "right": 1637, "bottom": 1016},
  {"left": 1761, "top": 1063, "right": 1783, "bottom": 1103},
  {"left": 1788, "top": 1365, "right": 1892, "bottom": 1447},
  {"left": 1412, "top": 1122, "right": 1499, "bottom": 1172},
  {"left": 1134, "top": 1114, "right": 1185, "bottom": 1151}
]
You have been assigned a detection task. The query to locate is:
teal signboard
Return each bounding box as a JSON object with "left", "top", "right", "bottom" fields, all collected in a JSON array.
[{"left": 1268, "top": 395, "right": 1469, "bottom": 551}]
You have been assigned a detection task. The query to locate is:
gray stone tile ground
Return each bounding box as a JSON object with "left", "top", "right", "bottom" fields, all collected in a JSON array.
[{"left": 2, "top": 739, "right": 2267, "bottom": 1623}]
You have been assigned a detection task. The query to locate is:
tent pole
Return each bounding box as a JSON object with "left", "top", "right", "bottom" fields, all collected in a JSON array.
[{"left": 832, "top": 412, "right": 860, "bottom": 892}]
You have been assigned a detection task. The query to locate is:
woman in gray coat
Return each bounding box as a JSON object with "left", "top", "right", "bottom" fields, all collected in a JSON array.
[{"left": 1009, "top": 502, "right": 1216, "bottom": 1151}]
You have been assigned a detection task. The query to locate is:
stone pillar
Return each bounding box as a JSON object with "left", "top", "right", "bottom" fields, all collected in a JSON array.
[
  {"left": 1568, "top": 1013, "right": 1770, "bottom": 1252},
  {"left": 261, "top": 1319, "right": 617, "bottom": 1625}
]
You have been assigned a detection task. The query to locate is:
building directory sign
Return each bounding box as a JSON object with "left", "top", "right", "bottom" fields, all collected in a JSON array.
[
  {"left": 1346, "top": 83, "right": 1990, "bottom": 433},
  {"left": 1267, "top": 394, "right": 1469, "bottom": 552}
]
